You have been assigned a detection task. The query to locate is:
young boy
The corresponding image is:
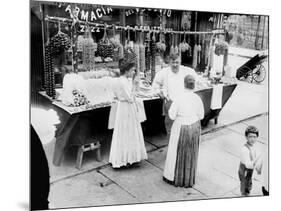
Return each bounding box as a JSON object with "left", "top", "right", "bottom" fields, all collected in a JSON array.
[{"left": 238, "top": 125, "right": 260, "bottom": 196}]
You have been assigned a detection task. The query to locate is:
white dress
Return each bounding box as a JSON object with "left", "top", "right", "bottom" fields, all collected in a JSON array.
[{"left": 108, "top": 76, "right": 148, "bottom": 168}]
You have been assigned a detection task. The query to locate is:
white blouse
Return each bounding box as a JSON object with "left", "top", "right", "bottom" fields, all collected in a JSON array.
[
  {"left": 168, "top": 90, "right": 204, "bottom": 125},
  {"left": 152, "top": 66, "right": 198, "bottom": 101},
  {"left": 240, "top": 144, "right": 259, "bottom": 169}
]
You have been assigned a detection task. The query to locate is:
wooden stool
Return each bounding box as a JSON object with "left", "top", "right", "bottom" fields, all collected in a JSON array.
[{"left": 76, "top": 141, "right": 102, "bottom": 170}]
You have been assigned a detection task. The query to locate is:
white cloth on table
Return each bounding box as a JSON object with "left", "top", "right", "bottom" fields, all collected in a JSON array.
[
  {"left": 108, "top": 76, "right": 147, "bottom": 168},
  {"left": 211, "top": 84, "right": 223, "bottom": 110},
  {"left": 163, "top": 90, "right": 204, "bottom": 181},
  {"left": 213, "top": 54, "right": 224, "bottom": 74}
]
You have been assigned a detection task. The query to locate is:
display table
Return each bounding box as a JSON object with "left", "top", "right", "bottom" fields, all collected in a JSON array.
[{"left": 39, "top": 83, "right": 237, "bottom": 166}]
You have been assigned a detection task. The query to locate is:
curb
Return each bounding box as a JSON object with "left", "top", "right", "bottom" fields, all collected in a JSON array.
[{"left": 201, "top": 112, "right": 268, "bottom": 135}]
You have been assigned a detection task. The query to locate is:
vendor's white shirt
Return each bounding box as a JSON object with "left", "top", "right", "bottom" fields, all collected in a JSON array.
[
  {"left": 240, "top": 144, "right": 259, "bottom": 169},
  {"left": 153, "top": 66, "right": 198, "bottom": 101},
  {"left": 168, "top": 90, "right": 204, "bottom": 125},
  {"left": 152, "top": 68, "right": 167, "bottom": 93}
]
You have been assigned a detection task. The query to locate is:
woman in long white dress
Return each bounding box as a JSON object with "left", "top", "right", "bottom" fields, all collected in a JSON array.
[
  {"left": 108, "top": 59, "right": 147, "bottom": 168},
  {"left": 163, "top": 74, "right": 204, "bottom": 187}
]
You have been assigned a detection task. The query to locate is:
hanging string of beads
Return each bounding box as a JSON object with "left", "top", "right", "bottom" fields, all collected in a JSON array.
[{"left": 150, "top": 31, "right": 156, "bottom": 83}]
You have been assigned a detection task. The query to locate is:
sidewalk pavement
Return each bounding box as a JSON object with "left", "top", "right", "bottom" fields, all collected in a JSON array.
[{"left": 48, "top": 114, "right": 268, "bottom": 209}]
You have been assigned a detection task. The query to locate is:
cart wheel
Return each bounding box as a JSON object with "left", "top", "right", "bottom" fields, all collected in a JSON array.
[
  {"left": 252, "top": 64, "right": 266, "bottom": 83},
  {"left": 241, "top": 66, "right": 254, "bottom": 83}
]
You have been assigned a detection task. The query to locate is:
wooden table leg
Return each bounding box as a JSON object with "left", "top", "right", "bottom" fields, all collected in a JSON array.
[
  {"left": 76, "top": 146, "right": 84, "bottom": 169},
  {"left": 96, "top": 147, "right": 102, "bottom": 162}
]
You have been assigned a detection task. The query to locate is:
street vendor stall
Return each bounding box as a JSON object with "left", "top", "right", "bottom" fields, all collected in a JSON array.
[{"left": 35, "top": 2, "right": 237, "bottom": 167}]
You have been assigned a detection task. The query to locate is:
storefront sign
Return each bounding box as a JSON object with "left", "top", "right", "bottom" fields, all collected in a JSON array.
[
  {"left": 125, "top": 8, "right": 172, "bottom": 17},
  {"left": 65, "top": 5, "right": 113, "bottom": 22}
]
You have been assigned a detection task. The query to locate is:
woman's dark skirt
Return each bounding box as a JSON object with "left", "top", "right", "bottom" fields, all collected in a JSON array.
[{"left": 166, "top": 121, "right": 201, "bottom": 188}]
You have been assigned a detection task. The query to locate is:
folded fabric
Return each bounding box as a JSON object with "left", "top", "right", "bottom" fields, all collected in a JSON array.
[{"left": 211, "top": 84, "right": 223, "bottom": 109}]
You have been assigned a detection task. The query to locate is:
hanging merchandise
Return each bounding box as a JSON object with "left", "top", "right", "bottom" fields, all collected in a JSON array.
[
  {"left": 82, "top": 24, "right": 97, "bottom": 71},
  {"left": 115, "top": 28, "right": 124, "bottom": 60},
  {"left": 192, "top": 43, "right": 199, "bottom": 69},
  {"left": 209, "top": 45, "right": 215, "bottom": 69},
  {"left": 123, "top": 29, "right": 137, "bottom": 64},
  {"left": 110, "top": 26, "right": 122, "bottom": 61},
  {"left": 179, "top": 32, "right": 190, "bottom": 52},
  {"left": 49, "top": 23, "right": 71, "bottom": 56},
  {"left": 204, "top": 34, "right": 209, "bottom": 65},
  {"left": 134, "top": 43, "right": 140, "bottom": 72},
  {"left": 170, "top": 33, "right": 175, "bottom": 55},
  {"left": 197, "top": 35, "right": 202, "bottom": 66},
  {"left": 174, "top": 35, "right": 179, "bottom": 55},
  {"left": 97, "top": 26, "right": 115, "bottom": 59},
  {"left": 139, "top": 32, "right": 146, "bottom": 73},
  {"left": 156, "top": 32, "right": 166, "bottom": 54},
  {"left": 133, "top": 30, "right": 140, "bottom": 73},
  {"left": 181, "top": 11, "right": 192, "bottom": 31},
  {"left": 145, "top": 32, "right": 151, "bottom": 72},
  {"left": 150, "top": 31, "right": 156, "bottom": 82},
  {"left": 187, "top": 35, "right": 192, "bottom": 57},
  {"left": 223, "top": 47, "right": 229, "bottom": 67},
  {"left": 44, "top": 44, "right": 56, "bottom": 98},
  {"left": 118, "top": 43, "right": 124, "bottom": 60},
  {"left": 214, "top": 40, "right": 228, "bottom": 56},
  {"left": 77, "top": 35, "right": 84, "bottom": 52}
]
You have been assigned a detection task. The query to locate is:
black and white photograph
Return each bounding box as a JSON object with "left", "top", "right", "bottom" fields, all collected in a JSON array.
[{"left": 29, "top": 0, "right": 269, "bottom": 210}]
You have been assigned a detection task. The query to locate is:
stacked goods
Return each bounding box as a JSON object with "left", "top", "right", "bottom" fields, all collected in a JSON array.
[
  {"left": 78, "top": 69, "right": 120, "bottom": 79},
  {"left": 97, "top": 28, "right": 114, "bottom": 59},
  {"left": 82, "top": 26, "right": 97, "bottom": 71},
  {"left": 44, "top": 45, "right": 56, "bottom": 98},
  {"left": 72, "top": 90, "right": 90, "bottom": 107},
  {"left": 59, "top": 73, "right": 88, "bottom": 106}
]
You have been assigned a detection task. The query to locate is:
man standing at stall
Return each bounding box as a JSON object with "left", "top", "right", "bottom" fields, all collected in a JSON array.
[{"left": 152, "top": 53, "right": 198, "bottom": 136}]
